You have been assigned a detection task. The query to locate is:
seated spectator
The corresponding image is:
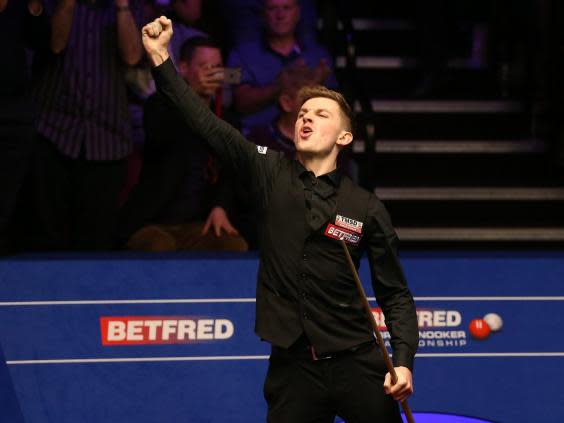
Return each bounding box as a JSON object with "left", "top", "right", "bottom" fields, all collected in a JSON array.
[
  {"left": 218, "top": 0, "right": 318, "bottom": 47},
  {"left": 246, "top": 66, "right": 317, "bottom": 158},
  {"left": 123, "top": 0, "right": 233, "bottom": 210},
  {"left": 122, "top": 0, "right": 206, "bottom": 205},
  {"left": 118, "top": 37, "right": 247, "bottom": 252},
  {"left": 227, "top": 0, "right": 337, "bottom": 134}
]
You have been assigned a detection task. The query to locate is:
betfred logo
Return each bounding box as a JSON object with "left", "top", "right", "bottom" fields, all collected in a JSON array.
[
  {"left": 100, "top": 316, "right": 234, "bottom": 346},
  {"left": 324, "top": 223, "right": 362, "bottom": 245}
]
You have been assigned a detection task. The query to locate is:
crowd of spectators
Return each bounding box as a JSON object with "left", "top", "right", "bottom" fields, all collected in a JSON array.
[
  {"left": 0, "top": 0, "right": 334, "bottom": 254},
  {"left": 0, "top": 0, "right": 559, "bottom": 255}
]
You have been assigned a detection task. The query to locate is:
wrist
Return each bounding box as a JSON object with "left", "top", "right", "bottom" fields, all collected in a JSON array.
[{"left": 148, "top": 49, "right": 170, "bottom": 67}]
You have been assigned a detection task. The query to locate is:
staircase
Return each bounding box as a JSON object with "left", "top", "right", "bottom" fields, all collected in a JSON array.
[{"left": 323, "top": 1, "right": 564, "bottom": 247}]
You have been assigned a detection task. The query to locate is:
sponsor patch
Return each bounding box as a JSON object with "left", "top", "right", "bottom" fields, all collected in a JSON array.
[
  {"left": 335, "top": 214, "right": 363, "bottom": 233},
  {"left": 324, "top": 223, "right": 362, "bottom": 245},
  {"left": 257, "top": 145, "right": 268, "bottom": 154}
]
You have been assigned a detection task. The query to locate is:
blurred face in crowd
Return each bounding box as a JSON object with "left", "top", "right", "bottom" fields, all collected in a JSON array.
[
  {"left": 172, "top": 0, "right": 201, "bottom": 25},
  {"left": 180, "top": 46, "right": 223, "bottom": 99},
  {"left": 279, "top": 90, "right": 301, "bottom": 117},
  {"left": 294, "top": 97, "right": 353, "bottom": 158},
  {"left": 263, "top": 0, "right": 300, "bottom": 38}
]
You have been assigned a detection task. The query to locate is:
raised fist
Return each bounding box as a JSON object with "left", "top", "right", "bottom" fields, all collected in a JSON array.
[{"left": 142, "top": 16, "right": 173, "bottom": 66}]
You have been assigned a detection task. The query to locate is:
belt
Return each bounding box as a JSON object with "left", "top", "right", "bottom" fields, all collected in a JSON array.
[
  {"left": 311, "top": 340, "right": 376, "bottom": 360},
  {"left": 272, "top": 337, "right": 376, "bottom": 361}
]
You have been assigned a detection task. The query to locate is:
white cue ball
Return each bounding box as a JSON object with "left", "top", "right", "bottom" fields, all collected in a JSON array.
[{"left": 483, "top": 313, "right": 503, "bottom": 332}]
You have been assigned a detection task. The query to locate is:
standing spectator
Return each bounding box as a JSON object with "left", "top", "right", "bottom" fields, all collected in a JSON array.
[
  {"left": 118, "top": 37, "right": 247, "bottom": 252},
  {"left": 227, "top": 0, "right": 336, "bottom": 134},
  {"left": 29, "top": 0, "right": 143, "bottom": 250},
  {"left": 0, "top": 0, "right": 49, "bottom": 254}
]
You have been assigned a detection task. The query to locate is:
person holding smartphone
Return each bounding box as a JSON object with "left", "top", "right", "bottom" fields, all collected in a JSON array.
[{"left": 119, "top": 36, "right": 247, "bottom": 252}]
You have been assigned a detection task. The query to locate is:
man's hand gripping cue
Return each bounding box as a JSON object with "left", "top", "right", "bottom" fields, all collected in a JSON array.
[
  {"left": 142, "top": 16, "right": 173, "bottom": 66},
  {"left": 384, "top": 366, "right": 414, "bottom": 403}
]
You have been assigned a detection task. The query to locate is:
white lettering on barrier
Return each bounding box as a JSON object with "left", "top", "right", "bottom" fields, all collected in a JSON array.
[
  {"left": 108, "top": 321, "right": 126, "bottom": 341},
  {"left": 102, "top": 318, "right": 235, "bottom": 344},
  {"left": 372, "top": 309, "right": 462, "bottom": 328}
]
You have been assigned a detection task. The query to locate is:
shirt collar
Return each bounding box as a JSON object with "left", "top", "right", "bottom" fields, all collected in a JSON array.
[
  {"left": 295, "top": 161, "right": 342, "bottom": 188},
  {"left": 263, "top": 36, "right": 303, "bottom": 60},
  {"left": 323, "top": 168, "right": 342, "bottom": 187}
]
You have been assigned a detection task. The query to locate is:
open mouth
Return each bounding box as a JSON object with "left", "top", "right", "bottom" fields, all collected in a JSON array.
[{"left": 300, "top": 126, "right": 313, "bottom": 138}]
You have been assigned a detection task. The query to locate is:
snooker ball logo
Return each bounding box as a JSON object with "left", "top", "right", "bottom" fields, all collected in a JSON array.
[
  {"left": 373, "top": 308, "right": 505, "bottom": 348},
  {"left": 468, "top": 313, "right": 503, "bottom": 340}
]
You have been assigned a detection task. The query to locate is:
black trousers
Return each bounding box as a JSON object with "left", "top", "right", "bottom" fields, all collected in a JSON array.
[
  {"left": 264, "top": 340, "right": 402, "bottom": 423},
  {"left": 26, "top": 134, "right": 126, "bottom": 251}
]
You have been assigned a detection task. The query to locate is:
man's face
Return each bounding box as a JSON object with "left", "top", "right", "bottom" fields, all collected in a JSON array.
[
  {"left": 263, "top": 0, "right": 300, "bottom": 38},
  {"left": 294, "top": 97, "right": 350, "bottom": 157},
  {"left": 183, "top": 46, "right": 223, "bottom": 98}
]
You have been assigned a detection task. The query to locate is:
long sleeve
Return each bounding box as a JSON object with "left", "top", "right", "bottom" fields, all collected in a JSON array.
[
  {"left": 365, "top": 195, "right": 418, "bottom": 371},
  {"left": 151, "top": 58, "right": 281, "bottom": 185}
]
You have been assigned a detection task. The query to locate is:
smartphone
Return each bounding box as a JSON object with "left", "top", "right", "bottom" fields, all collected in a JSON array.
[{"left": 222, "top": 67, "right": 242, "bottom": 85}]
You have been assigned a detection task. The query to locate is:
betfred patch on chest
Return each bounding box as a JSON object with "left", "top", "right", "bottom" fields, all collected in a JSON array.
[
  {"left": 335, "top": 214, "right": 363, "bottom": 234},
  {"left": 324, "top": 223, "right": 362, "bottom": 245}
]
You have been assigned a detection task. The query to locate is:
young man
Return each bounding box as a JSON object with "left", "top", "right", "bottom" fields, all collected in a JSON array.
[
  {"left": 246, "top": 65, "right": 356, "bottom": 180},
  {"left": 142, "top": 16, "right": 418, "bottom": 422}
]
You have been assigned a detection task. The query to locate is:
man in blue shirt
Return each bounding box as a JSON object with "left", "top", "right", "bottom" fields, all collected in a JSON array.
[{"left": 227, "top": 0, "right": 337, "bottom": 134}]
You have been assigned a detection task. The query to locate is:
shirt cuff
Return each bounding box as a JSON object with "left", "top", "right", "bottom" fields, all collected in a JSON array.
[
  {"left": 151, "top": 57, "right": 176, "bottom": 89},
  {"left": 392, "top": 349, "right": 415, "bottom": 372}
]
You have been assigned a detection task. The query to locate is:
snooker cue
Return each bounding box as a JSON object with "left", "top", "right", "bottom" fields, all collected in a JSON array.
[{"left": 339, "top": 240, "right": 416, "bottom": 423}]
